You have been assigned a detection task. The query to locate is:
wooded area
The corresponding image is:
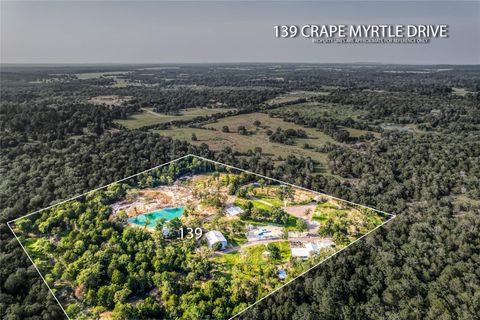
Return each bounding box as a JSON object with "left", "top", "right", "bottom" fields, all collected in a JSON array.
[{"left": 1, "top": 64, "right": 479, "bottom": 319}]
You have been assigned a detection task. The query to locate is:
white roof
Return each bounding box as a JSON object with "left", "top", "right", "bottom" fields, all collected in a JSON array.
[
  {"left": 291, "top": 247, "right": 311, "bottom": 258},
  {"left": 317, "top": 239, "right": 334, "bottom": 248},
  {"left": 305, "top": 242, "right": 319, "bottom": 253},
  {"left": 291, "top": 240, "right": 334, "bottom": 258},
  {"left": 225, "top": 206, "right": 244, "bottom": 216},
  {"left": 205, "top": 230, "right": 227, "bottom": 244}
]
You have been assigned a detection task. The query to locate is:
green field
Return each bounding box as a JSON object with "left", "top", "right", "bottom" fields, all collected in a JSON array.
[
  {"left": 341, "top": 126, "right": 377, "bottom": 138},
  {"left": 154, "top": 112, "right": 335, "bottom": 169},
  {"left": 266, "top": 90, "right": 330, "bottom": 105},
  {"left": 256, "top": 196, "right": 284, "bottom": 207},
  {"left": 75, "top": 71, "right": 128, "bottom": 80},
  {"left": 115, "top": 107, "right": 236, "bottom": 129},
  {"left": 212, "top": 241, "right": 291, "bottom": 267},
  {"left": 273, "top": 102, "right": 368, "bottom": 121}
]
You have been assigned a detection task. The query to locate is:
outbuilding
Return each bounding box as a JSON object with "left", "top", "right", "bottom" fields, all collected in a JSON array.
[
  {"left": 205, "top": 230, "right": 228, "bottom": 250},
  {"left": 225, "top": 206, "right": 244, "bottom": 216}
]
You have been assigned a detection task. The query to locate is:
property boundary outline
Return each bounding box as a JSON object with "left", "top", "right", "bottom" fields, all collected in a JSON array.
[{"left": 7, "top": 153, "right": 396, "bottom": 320}]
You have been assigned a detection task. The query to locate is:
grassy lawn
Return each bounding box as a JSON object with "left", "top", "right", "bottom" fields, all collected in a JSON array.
[
  {"left": 284, "top": 215, "right": 299, "bottom": 229},
  {"left": 75, "top": 71, "right": 128, "bottom": 79},
  {"left": 212, "top": 251, "right": 241, "bottom": 267},
  {"left": 228, "top": 233, "right": 248, "bottom": 247},
  {"left": 452, "top": 87, "right": 474, "bottom": 96},
  {"left": 212, "top": 241, "right": 291, "bottom": 267},
  {"left": 237, "top": 213, "right": 298, "bottom": 230},
  {"left": 250, "top": 199, "right": 274, "bottom": 211},
  {"left": 154, "top": 112, "right": 334, "bottom": 170},
  {"left": 116, "top": 107, "right": 236, "bottom": 129},
  {"left": 256, "top": 196, "right": 284, "bottom": 207},
  {"left": 242, "top": 241, "right": 291, "bottom": 264},
  {"left": 316, "top": 202, "right": 339, "bottom": 209},
  {"left": 341, "top": 126, "right": 378, "bottom": 138},
  {"left": 312, "top": 213, "right": 328, "bottom": 222},
  {"left": 234, "top": 197, "right": 274, "bottom": 211},
  {"left": 266, "top": 90, "right": 330, "bottom": 105}
]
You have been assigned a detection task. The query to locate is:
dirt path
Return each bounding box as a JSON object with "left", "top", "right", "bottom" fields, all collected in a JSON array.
[{"left": 283, "top": 203, "right": 319, "bottom": 233}]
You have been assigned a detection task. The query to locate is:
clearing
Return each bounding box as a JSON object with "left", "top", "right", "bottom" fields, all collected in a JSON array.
[
  {"left": 154, "top": 112, "right": 335, "bottom": 169},
  {"left": 115, "top": 107, "right": 236, "bottom": 129}
]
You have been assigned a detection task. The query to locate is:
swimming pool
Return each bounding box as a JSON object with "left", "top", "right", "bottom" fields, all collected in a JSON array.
[{"left": 127, "top": 207, "right": 184, "bottom": 228}]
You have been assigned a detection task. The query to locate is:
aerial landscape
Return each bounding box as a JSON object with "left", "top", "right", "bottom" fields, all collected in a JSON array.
[
  {"left": 11, "top": 155, "right": 390, "bottom": 319},
  {"left": 1, "top": 62, "right": 479, "bottom": 320},
  {"left": 2, "top": 0, "right": 479, "bottom": 319}
]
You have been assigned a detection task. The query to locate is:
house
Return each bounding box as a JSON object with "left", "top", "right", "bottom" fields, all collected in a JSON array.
[
  {"left": 290, "top": 239, "right": 334, "bottom": 259},
  {"left": 205, "top": 230, "right": 228, "bottom": 249},
  {"left": 225, "top": 206, "right": 244, "bottom": 216},
  {"left": 290, "top": 241, "right": 311, "bottom": 259}
]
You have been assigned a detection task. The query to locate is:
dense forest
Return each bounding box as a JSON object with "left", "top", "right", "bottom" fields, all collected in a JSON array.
[{"left": 1, "top": 64, "right": 479, "bottom": 319}]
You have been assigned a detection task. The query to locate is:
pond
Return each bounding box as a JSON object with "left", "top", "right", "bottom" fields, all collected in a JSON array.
[{"left": 127, "top": 207, "right": 184, "bottom": 228}]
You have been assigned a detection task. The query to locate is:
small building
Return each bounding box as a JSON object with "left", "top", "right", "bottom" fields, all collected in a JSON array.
[
  {"left": 205, "top": 230, "right": 228, "bottom": 249},
  {"left": 162, "top": 227, "right": 170, "bottom": 237},
  {"left": 290, "top": 245, "right": 312, "bottom": 259},
  {"left": 277, "top": 269, "right": 287, "bottom": 280},
  {"left": 225, "top": 206, "right": 244, "bottom": 216},
  {"left": 290, "top": 239, "right": 334, "bottom": 259}
]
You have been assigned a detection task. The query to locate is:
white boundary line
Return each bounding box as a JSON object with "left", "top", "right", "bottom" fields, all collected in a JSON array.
[
  {"left": 192, "top": 154, "right": 394, "bottom": 218},
  {"left": 6, "top": 154, "right": 192, "bottom": 224},
  {"left": 6, "top": 154, "right": 395, "bottom": 319},
  {"left": 228, "top": 214, "right": 396, "bottom": 320},
  {"left": 6, "top": 222, "right": 72, "bottom": 319}
]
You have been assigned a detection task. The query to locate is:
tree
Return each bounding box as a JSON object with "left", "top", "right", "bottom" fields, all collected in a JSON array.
[
  {"left": 296, "top": 219, "right": 308, "bottom": 232},
  {"left": 266, "top": 243, "right": 281, "bottom": 260},
  {"left": 258, "top": 178, "right": 266, "bottom": 190},
  {"left": 166, "top": 217, "right": 182, "bottom": 238},
  {"left": 143, "top": 218, "right": 151, "bottom": 229},
  {"left": 281, "top": 227, "right": 289, "bottom": 239},
  {"left": 237, "top": 126, "right": 248, "bottom": 135},
  {"left": 236, "top": 187, "right": 248, "bottom": 198},
  {"left": 111, "top": 270, "right": 124, "bottom": 285},
  {"left": 222, "top": 126, "right": 229, "bottom": 133},
  {"left": 191, "top": 133, "right": 198, "bottom": 141},
  {"left": 277, "top": 185, "right": 295, "bottom": 205},
  {"left": 65, "top": 304, "right": 81, "bottom": 318}
]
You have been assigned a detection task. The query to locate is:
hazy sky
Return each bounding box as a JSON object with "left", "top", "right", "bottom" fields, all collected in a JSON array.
[{"left": 1, "top": 1, "right": 479, "bottom": 64}]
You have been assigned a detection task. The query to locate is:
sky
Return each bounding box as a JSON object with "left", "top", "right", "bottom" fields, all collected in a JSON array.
[{"left": 1, "top": 1, "right": 479, "bottom": 64}]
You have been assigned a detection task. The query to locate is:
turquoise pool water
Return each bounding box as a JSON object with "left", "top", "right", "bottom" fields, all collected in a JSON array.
[{"left": 127, "top": 207, "right": 184, "bottom": 228}]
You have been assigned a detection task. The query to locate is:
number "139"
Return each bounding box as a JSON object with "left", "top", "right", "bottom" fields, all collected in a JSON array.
[
  {"left": 274, "top": 25, "right": 298, "bottom": 38},
  {"left": 178, "top": 227, "right": 203, "bottom": 240}
]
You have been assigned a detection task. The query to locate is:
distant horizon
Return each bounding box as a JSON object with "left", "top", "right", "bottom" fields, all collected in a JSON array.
[
  {"left": 2, "top": 62, "right": 479, "bottom": 67},
  {"left": 2, "top": 1, "right": 479, "bottom": 65}
]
